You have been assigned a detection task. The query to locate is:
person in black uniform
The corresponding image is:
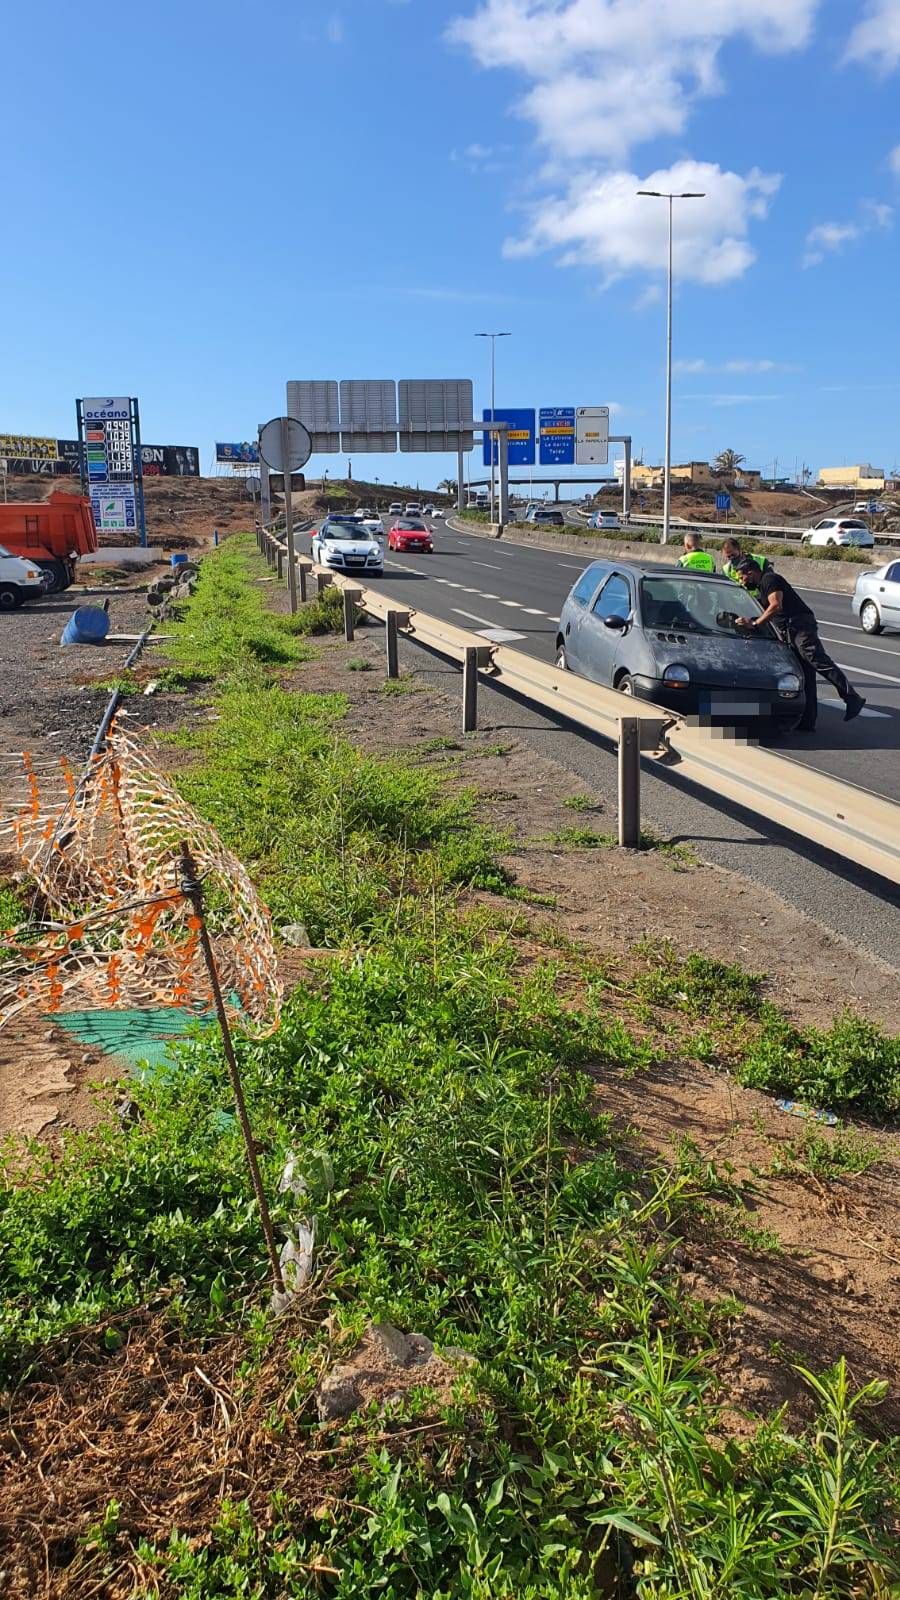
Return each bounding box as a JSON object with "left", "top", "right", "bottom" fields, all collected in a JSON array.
[{"left": 733, "top": 558, "right": 865, "bottom": 731}]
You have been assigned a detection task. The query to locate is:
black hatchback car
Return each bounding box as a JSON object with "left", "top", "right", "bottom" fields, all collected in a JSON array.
[{"left": 556, "top": 560, "right": 807, "bottom": 731}]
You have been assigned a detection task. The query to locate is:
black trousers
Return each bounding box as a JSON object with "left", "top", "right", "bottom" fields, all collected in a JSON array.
[{"left": 780, "top": 618, "right": 852, "bottom": 728}]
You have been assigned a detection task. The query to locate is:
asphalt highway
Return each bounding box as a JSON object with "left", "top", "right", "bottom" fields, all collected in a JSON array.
[{"left": 309, "top": 515, "right": 900, "bottom": 960}]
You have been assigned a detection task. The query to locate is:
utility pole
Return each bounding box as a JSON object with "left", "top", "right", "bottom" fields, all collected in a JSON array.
[
  {"left": 637, "top": 189, "right": 705, "bottom": 544},
  {"left": 476, "top": 331, "right": 511, "bottom": 525}
]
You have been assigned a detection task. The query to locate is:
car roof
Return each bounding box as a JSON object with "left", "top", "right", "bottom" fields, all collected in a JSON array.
[{"left": 573, "top": 559, "right": 733, "bottom": 583}]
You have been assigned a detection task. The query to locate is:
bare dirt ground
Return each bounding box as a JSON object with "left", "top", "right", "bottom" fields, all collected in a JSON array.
[{"left": 1, "top": 567, "right": 898, "bottom": 1433}]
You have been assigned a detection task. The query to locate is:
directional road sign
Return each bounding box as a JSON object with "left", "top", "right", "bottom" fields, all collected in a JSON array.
[
  {"left": 715, "top": 491, "right": 731, "bottom": 512},
  {"left": 575, "top": 406, "right": 609, "bottom": 465},
  {"left": 286, "top": 381, "right": 340, "bottom": 453},
  {"left": 482, "top": 408, "right": 535, "bottom": 467},
  {"left": 539, "top": 407, "right": 575, "bottom": 466},
  {"left": 340, "top": 380, "right": 397, "bottom": 453},
  {"left": 399, "top": 380, "right": 474, "bottom": 452}
]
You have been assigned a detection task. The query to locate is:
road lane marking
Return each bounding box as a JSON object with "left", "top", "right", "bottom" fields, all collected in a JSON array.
[
  {"left": 819, "top": 699, "right": 892, "bottom": 719},
  {"left": 453, "top": 608, "right": 499, "bottom": 626},
  {"left": 816, "top": 624, "right": 896, "bottom": 649},
  {"left": 498, "top": 599, "right": 523, "bottom": 608},
  {"left": 833, "top": 661, "right": 900, "bottom": 685},
  {"left": 471, "top": 561, "right": 501, "bottom": 569},
  {"left": 522, "top": 607, "right": 548, "bottom": 615}
]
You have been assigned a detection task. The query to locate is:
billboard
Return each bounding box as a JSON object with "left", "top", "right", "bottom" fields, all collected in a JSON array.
[
  {"left": 216, "top": 441, "right": 259, "bottom": 464},
  {"left": 0, "top": 433, "right": 58, "bottom": 460},
  {"left": 90, "top": 487, "right": 136, "bottom": 532},
  {"left": 141, "top": 445, "right": 200, "bottom": 477},
  {"left": 575, "top": 406, "right": 609, "bottom": 466},
  {"left": 286, "top": 381, "right": 340, "bottom": 453}
]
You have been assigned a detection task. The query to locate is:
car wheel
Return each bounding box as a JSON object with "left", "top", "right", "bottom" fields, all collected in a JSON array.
[
  {"left": 860, "top": 600, "right": 882, "bottom": 634},
  {"left": 0, "top": 585, "right": 23, "bottom": 610},
  {"left": 555, "top": 642, "right": 568, "bottom": 670},
  {"left": 39, "top": 559, "right": 69, "bottom": 593},
  {"left": 827, "top": 537, "right": 837, "bottom": 547},
  {"left": 617, "top": 674, "right": 635, "bottom": 696}
]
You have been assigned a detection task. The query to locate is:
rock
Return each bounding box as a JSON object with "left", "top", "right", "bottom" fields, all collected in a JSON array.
[
  {"left": 407, "top": 1334, "right": 435, "bottom": 1366},
  {"left": 369, "top": 1321, "right": 413, "bottom": 1366},
  {"left": 279, "top": 921, "right": 312, "bottom": 948},
  {"left": 442, "top": 1346, "right": 478, "bottom": 1368},
  {"left": 316, "top": 1372, "right": 362, "bottom": 1422}
]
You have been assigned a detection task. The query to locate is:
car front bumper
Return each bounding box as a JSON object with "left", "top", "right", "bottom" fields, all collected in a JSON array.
[{"left": 631, "top": 675, "right": 805, "bottom": 721}]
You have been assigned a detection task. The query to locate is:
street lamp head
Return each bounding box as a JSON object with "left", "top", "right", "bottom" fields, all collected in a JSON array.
[{"left": 637, "top": 190, "right": 705, "bottom": 199}]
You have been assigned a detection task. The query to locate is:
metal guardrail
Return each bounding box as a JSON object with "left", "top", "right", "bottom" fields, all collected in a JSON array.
[
  {"left": 255, "top": 524, "right": 900, "bottom": 884},
  {"left": 569, "top": 507, "right": 900, "bottom": 548}
]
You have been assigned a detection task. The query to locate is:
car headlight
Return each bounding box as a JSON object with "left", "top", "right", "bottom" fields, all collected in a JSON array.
[
  {"left": 662, "top": 664, "right": 691, "bottom": 686},
  {"left": 777, "top": 673, "right": 802, "bottom": 697}
]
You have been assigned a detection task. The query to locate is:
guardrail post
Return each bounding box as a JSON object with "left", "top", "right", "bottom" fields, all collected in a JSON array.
[
  {"left": 298, "top": 561, "right": 308, "bottom": 603},
  {"left": 343, "top": 587, "right": 361, "bottom": 642},
  {"left": 386, "top": 610, "right": 400, "bottom": 679},
  {"left": 463, "top": 647, "right": 478, "bottom": 732},
  {"left": 617, "top": 716, "right": 641, "bottom": 849},
  {"left": 316, "top": 572, "right": 333, "bottom": 598},
  {"left": 276, "top": 548, "right": 284, "bottom": 580}
]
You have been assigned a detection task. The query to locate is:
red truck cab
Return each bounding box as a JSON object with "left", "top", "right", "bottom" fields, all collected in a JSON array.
[{"left": 0, "top": 491, "right": 99, "bottom": 591}]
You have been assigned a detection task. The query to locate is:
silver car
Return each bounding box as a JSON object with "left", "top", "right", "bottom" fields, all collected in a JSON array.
[
  {"left": 852, "top": 560, "right": 900, "bottom": 634},
  {"left": 556, "top": 560, "right": 807, "bottom": 731}
]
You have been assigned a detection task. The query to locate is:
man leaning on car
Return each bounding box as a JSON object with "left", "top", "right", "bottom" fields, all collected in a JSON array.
[{"left": 732, "top": 559, "right": 865, "bottom": 733}]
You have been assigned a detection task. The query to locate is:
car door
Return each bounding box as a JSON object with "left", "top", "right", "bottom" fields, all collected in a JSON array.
[
  {"left": 562, "top": 566, "right": 606, "bottom": 670},
  {"left": 579, "top": 572, "right": 634, "bottom": 687},
  {"left": 880, "top": 561, "right": 900, "bottom": 626}
]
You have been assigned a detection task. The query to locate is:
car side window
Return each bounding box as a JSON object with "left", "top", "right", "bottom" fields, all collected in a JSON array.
[
  {"left": 572, "top": 567, "right": 602, "bottom": 606},
  {"left": 592, "top": 573, "right": 631, "bottom": 618},
  {"left": 886, "top": 563, "right": 900, "bottom": 582}
]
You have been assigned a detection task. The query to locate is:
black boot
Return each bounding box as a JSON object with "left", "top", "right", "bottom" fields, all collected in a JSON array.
[{"left": 844, "top": 692, "right": 866, "bottom": 722}]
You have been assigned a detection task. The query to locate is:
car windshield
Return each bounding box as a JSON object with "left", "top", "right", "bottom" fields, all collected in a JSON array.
[
  {"left": 398, "top": 520, "right": 427, "bottom": 531},
  {"left": 323, "top": 524, "right": 367, "bottom": 541},
  {"left": 639, "top": 575, "right": 763, "bottom": 635}
]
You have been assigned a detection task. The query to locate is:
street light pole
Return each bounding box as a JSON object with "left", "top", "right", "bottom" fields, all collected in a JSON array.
[
  {"left": 637, "top": 190, "right": 704, "bottom": 545},
  {"left": 476, "top": 331, "right": 511, "bottom": 524}
]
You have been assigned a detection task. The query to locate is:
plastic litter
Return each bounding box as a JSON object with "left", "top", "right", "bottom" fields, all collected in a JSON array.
[{"left": 775, "top": 1099, "right": 838, "bottom": 1126}]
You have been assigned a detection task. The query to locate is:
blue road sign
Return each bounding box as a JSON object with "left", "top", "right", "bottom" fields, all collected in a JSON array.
[
  {"left": 715, "top": 491, "right": 731, "bottom": 512},
  {"left": 539, "top": 406, "right": 575, "bottom": 466},
  {"left": 482, "top": 408, "right": 535, "bottom": 467},
  {"left": 868, "top": 500, "right": 877, "bottom": 515}
]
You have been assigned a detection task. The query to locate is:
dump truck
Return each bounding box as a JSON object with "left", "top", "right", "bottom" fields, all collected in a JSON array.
[{"left": 0, "top": 490, "right": 98, "bottom": 590}]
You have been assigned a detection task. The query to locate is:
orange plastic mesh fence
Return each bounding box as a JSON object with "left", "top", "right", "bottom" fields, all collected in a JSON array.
[{"left": 0, "top": 724, "right": 282, "bottom": 1036}]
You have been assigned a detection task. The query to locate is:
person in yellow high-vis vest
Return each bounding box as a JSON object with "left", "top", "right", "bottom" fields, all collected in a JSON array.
[
  {"left": 677, "top": 532, "right": 715, "bottom": 572},
  {"left": 721, "top": 537, "right": 770, "bottom": 583}
]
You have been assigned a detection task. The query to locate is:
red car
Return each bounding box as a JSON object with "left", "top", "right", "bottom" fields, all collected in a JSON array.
[{"left": 388, "top": 518, "right": 433, "bottom": 553}]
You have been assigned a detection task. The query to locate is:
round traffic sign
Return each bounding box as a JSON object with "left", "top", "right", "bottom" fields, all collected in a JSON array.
[
  {"left": 245, "top": 474, "right": 261, "bottom": 495},
  {"left": 258, "top": 416, "right": 312, "bottom": 473}
]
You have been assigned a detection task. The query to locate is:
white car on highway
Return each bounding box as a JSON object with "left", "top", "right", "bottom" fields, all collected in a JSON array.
[
  {"left": 311, "top": 518, "right": 383, "bottom": 576},
  {"left": 852, "top": 560, "right": 900, "bottom": 634},
  {"left": 357, "top": 513, "right": 383, "bottom": 538},
  {"left": 801, "top": 518, "right": 875, "bottom": 549}
]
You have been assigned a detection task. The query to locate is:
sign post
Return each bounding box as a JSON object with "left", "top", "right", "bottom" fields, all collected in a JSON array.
[
  {"left": 258, "top": 416, "right": 312, "bottom": 614},
  {"left": 77, "top": 397, "right": 145, "bottom": 546}
]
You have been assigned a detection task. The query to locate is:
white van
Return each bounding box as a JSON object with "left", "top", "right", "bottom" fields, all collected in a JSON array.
[{"left": 0, "top": 545, "right": 45, "bottom": 610}]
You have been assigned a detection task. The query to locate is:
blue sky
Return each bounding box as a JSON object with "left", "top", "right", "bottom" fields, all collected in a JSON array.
[{"left": 1, "top": 0, "right": 898, "bottom": 490}]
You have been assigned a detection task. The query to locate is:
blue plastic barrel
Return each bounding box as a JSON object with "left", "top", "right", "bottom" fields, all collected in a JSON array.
[
  {"left": 171, "top": 552, "right": 188, "bottom": 571},
  {"left": 60, "top": 606, "right": 111, "bottom": 646}
]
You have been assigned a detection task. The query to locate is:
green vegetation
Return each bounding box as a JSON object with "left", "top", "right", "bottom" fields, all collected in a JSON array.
[
  {"left": 162, "top": 537, "right": 317, "bottom": 684},
  {"left": 1, "top": 540, "right": 897, "bottom": 1596},
  {"left": 0, "top": 884, "right": 25, "bottom": 932},
  {"left": 634, "top": 943, "right": 900, "bottom": 1119},
  {"left": 94, "top": 671, "right": 142, "bottom": 697},
  {"left": 563, "top": 793, "right": 597, "bottom": 812}
]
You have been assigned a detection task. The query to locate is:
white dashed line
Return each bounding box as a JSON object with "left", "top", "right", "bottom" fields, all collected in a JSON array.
[
  {"left": 471, "top": 561, "right": 501, "bottom": 570},
  {"left": 498, "top": 599, "right": 523, "bottom": 608},
  {"left": 453, "top": 608, "right": 498, "bottom": 627},
  {"left": 819, "top": 633, "right": 900, "bottom": 658}
]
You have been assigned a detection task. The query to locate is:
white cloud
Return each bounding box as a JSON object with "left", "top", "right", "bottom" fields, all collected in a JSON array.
[
  {"left": 682, "top": 392, "right": 783, "bottom": 406},
  {"left": 675, "top": 357, "right": 799, "bottom": 373},
  {"left": 446, "top": 0, "right": 809, "bottom": 285},
  {"left": 447, "top": 0, "right": 817, "bottom": 164},
  {"left": 503, "top": 160, "right": 781, "bottom": 287},
  {"left": 326, "top": 13, "right": 344, "bottom": 44},
  {"left": 891, "top": 144, "right": 900, "bottom": 174},
  {"left": 450, "top": 140, "right": 511, "bottom": 172},
  {"left": 803, "top": 201, "right": 893, "bottom": 266},
  {"left": 845, "top": 0, "right": 900, "bottom": 71}
]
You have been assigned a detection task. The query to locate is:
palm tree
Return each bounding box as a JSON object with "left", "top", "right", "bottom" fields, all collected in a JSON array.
[
  {"left": 713, "top": 448, "right": 746, "bottom": 476},
  {"left": 438, "top": 478, "right": 457, "bottom": 498}
]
